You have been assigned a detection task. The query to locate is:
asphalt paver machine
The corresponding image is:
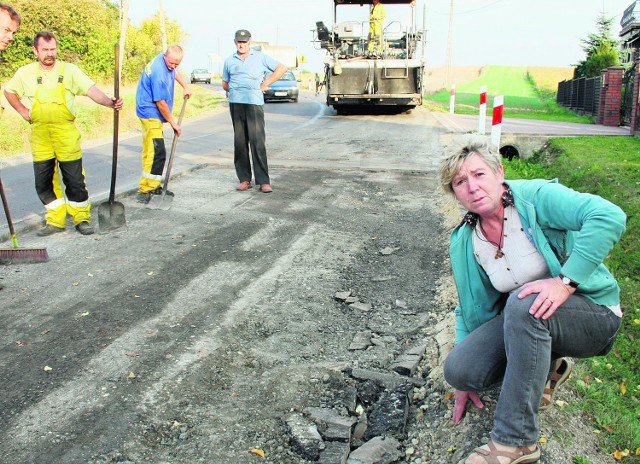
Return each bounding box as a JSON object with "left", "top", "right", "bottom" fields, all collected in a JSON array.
[{"left": 314, "top": 0, "right": 426, "bottom": 114}]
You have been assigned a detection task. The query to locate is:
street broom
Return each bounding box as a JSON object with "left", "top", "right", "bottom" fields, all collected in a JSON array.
[{"left": 0, "top": 174, "right": 49, "bottom": 264}]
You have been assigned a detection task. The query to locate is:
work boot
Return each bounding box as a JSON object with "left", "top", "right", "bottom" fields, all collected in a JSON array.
[
  {"left": 259, "top": 184, "right": 273, "bottom": 193},
  {"left": 75, "top": 221, "right": 95, "bottom": 235},
  {"left": 136, "top": 191, "right": 151, "bottom": 203},
  {"left": 36, "top": 224, "right": 65, "bottom": 236},
  {"left": 150, "top": 187, "right": 173, "bottom": 197}
]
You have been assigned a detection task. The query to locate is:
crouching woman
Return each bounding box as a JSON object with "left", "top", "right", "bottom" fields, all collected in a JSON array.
[{"left": 439, "top": 135, "right": 626, "bottom": 464}]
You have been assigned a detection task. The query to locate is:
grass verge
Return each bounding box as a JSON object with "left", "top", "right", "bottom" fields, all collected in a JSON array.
[{"left": 504, "top": 136, "right": 640, "bottom": 461}]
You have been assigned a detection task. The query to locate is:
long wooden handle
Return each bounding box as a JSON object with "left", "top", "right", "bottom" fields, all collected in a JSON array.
[
  {"left": 0, "top": 175, "right": 18, "bottom": 247},
  {"left": 108, "top": 42, "right": 120, "bottom": 204},
  {"left": 162, "top": 96, "right": 188, "bottom": 191}
]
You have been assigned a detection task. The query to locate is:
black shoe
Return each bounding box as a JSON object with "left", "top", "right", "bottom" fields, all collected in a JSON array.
[
  {"left": 36, "top": 224, "right": 65, "bottom": 236},
  {"left": 75, "top": 221, "right": 95, "bottom": 235},
  {"left": 150, "top": 187, "right": 173, "bottom": 197}
]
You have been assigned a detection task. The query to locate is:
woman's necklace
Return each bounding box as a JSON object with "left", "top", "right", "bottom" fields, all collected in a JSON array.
[{"left": 477, "top": 214, "right": 505, "bottom": 259}]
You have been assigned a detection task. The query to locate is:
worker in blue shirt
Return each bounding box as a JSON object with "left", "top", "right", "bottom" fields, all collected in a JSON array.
[
  {"left": 135, "top": 45, "right": 192, "bottom": 203},
  {"left": 222, "top": 29, "right": 287, "bottom": 193}
]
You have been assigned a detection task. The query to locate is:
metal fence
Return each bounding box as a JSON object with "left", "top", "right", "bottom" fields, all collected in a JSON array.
[
  {"left": 621, "top": 62, "right": 637, "bottom": 126},
  {"left": 556, "top": 76, "right": 602, "bottom": 117}
]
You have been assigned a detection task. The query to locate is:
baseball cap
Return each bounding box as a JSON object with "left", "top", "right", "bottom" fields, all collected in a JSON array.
[{"left": 234, "top": 29, "right": 251, "bottom": 42}]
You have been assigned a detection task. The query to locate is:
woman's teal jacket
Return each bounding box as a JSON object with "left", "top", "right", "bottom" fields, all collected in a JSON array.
[{"left": 449, "top": 179, "right": 627, "bottom": 344}]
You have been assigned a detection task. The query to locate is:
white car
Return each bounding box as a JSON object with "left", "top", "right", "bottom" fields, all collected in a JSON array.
[{"left": 190, "top": 69, "right": 212, "bottom": 84}]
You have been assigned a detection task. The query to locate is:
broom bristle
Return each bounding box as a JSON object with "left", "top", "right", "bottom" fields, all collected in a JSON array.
[{"left": 0, "top": 247, "right": 49, "bottom": 264}]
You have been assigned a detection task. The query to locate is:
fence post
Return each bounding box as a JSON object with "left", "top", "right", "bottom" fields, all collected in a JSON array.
[
  {"left": 478, "top": 86, "right": 487, "bottom": 135},
  {"left": 491, "top": 95, "right": 504, "bottom": 149},
  {"left": 449, "top": 84, "right": 456, "bottom": 114},
  {"left": 598, "top": 66, "right": 624, "bottom": 126}
]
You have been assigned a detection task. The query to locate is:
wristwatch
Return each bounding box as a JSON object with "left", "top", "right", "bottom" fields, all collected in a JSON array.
[{"left": 559, "top": 273, "right": 579, "bottom": 288}]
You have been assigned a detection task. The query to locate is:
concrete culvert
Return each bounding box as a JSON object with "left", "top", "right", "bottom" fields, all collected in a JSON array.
[{"left": 500, "top": 145, "right": 520, "bottom": 161}]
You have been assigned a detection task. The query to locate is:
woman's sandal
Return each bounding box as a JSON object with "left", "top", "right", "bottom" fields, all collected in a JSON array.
[
  {"left": 540, "top": 357, "right": 573, "bottom": 411},
  {"left": 458, "top": 440, "right": 541, "bottom": 464}
]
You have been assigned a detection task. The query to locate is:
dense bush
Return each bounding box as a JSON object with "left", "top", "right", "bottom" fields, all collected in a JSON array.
[{"left": 0, "top": 0, "right": 185, "bottom": 83}]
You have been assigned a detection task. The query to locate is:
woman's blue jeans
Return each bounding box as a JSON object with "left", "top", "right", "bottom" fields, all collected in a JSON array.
[{"left": 443, "top": 293, "right": 621, "bottom": 447}]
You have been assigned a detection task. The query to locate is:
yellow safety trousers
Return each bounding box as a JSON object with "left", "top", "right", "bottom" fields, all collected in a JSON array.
[
  {"left": 30, "top": 65, "right": 90, "bottom": 227},
  {"left": 368, "top": 4, "right": 386, "bottom": 51},
  {"left": 139, "top": 117, "right": 167, "bottom": 193}
]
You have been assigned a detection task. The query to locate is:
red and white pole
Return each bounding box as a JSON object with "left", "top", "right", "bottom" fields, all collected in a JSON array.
[
  {"left": 478, "top": 86, "right": 487, "bottom": 135},
  {"left": 449, "top": 84, "right": 455, "bottom": 114},
  {"left": 491, "top": 95, "right": 504, "bottom": 148}
]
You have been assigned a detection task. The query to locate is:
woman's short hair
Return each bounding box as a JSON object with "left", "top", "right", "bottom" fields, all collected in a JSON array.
[{"left": 439, "top": 135, "right": 502, "bottom": 195}]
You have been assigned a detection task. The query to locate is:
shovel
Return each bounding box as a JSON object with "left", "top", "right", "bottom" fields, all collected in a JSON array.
[
  {"left": 146, "top": 96, "right": 188, "bottom": 211},
  {"left": 98, "top": 42, "right": 126, "bottom": 232}
]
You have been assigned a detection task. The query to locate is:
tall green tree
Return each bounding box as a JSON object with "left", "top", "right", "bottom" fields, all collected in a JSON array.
[
  {"left": 0, "top": 0, "right": 119, "bottom": 79},
  {"left": 0, "top": 0, "right": 188, "bottom": 83},
  {"left": 574, "top": 13, "right": 620, "bottom": 78},
  {"left": 139, "top": 12, "right": 188, "bottom": 55}
]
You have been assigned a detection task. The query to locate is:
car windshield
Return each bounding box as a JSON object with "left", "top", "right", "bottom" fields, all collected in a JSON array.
[
  {"left": 279, "top": 71, "right": 296, "bottom": 81},
  {"left": 193, "top": 69, "right": 208, "bottom": 73}
]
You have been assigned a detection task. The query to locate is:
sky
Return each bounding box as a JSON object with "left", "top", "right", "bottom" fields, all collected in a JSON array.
[{"left": 127, "top": 0, "right": 636, "bottom": 74}]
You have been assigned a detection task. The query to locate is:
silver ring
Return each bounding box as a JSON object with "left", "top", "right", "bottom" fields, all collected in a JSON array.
[{"left": 548, "top": 299, "right": 554, "bottom": 304}]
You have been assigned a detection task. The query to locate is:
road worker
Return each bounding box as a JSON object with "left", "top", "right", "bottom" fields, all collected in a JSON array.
[
  {"left": 4, "top": 31, "right": 123, "bottom": 236},
  {"left": 0, "top": 3, "right": 21, "bottom": 114},
  {"left": 135, "top": 45, "right": 192, "bottom": 203},
  {"left": 0, "top": 3, "right": 20, "bottom": 52},
  {"left": 368, "top": 0, "right": 386, "bottom": 52}
]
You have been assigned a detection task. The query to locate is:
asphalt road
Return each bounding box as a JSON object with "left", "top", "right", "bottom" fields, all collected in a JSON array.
[
  {"left": 0, "top": 86, "right": 330, "bottom": 233},
  {"left": 0, "top": 90, "right": 451, "bottom": 463},
  {"left": 0, "top": 87, "right": 629, "bottom": 234}
]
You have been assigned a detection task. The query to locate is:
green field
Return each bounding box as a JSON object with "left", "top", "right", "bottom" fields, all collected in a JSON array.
[{"left": 424, "top": 65, "right": 591, "bottom": 123}]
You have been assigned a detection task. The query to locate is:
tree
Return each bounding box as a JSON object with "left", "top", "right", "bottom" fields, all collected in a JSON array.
[
  {"left": 139, "top": 12, "right": 188, "bottom": 56},
  {"left": 0, "top": 0, "right": 188, "bottom": 83},
  {"left": 1, "top": 0, "right": 119, "bottom": 79},
  {"left": 574, "top": 13, "right": 620, "bottom": 78}
]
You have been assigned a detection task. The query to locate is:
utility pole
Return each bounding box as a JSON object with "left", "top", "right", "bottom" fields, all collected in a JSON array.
[
  {"left": 444, "top": 0, "right": 454, "bottom": 88},
  {"left": 119, "top": 0, "right": 129, "bottom": 79},
  {"left": 159, "top": 0, "right": 168, "bottom": 51},
  {"left": 217, "top": 37, "right": 221, "bottom": 76}
]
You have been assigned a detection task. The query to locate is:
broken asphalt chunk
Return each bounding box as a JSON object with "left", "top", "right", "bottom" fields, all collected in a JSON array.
[
  {"left": 303, "top": 407, "right": 356, "bottom": 442},
  {"left": 285, "top": 412, "right": 325, "bottom": 461},
  {"left": 349, "top": 330, "right": 373, "bottom": 351},
  {"left": 349, "top": 302, "right": 373, "bottom": 312},
  {"left": 347, "top": 436, "right": 403, "bottom": 464},
  {"left": 379, "top": 247, "right": 399, "bottom": 255},
  {"left": 334, "top": 290, "right": 352, "bottom": 301}
]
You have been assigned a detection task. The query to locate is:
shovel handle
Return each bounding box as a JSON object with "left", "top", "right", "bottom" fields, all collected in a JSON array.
[
  {"left": 0, "top": 175, "right": 17, "bottom": 239},
  {"left": 109, "top": 42, "right": 120, "bottom": 204},
  {"left": 162, "top": 95, "right": 188, "bottom": 192}
]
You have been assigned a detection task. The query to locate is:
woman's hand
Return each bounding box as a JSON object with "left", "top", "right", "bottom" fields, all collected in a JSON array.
[
  {"left": 452, "top": 390, "right": 484, "bottom": 424},
  {"left": 518, "top": 277, "right": 576, "bottom": 320}
]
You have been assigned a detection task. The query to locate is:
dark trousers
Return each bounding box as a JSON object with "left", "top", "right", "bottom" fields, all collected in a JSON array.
[
  {"left": 229, "top": 103, "right": 270, "bottom": 185},
  {"left": 34, "top": 158, "right": 88, "bottom": 205}
]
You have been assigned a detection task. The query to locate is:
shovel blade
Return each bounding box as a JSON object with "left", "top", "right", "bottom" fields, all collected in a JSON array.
[
  {"left": 146, "top": 192, "right": 174, "bottom": 210},
  {"left": 97, "top": 201, "right": 126, "bottom": 233}
]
